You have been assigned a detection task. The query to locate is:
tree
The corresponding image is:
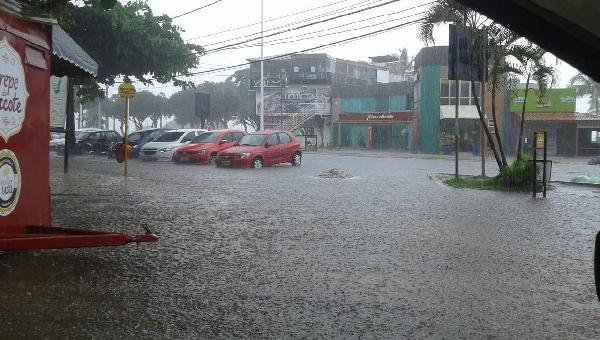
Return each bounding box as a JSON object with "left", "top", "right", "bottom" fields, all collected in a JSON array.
[
  {"left": 485, "top": 24, "right": 521, "bottom": 167},
  {"left": 419, "top": 0, "right": 505, "bottom": 170},
  {"left": 569, "top": 73, "right": 600, "bottom": 115},
  {"left": 227, "top": 69, "right": 259, "bottom": 131},
  {"left": 33, "top": 0, "right": 204, "bottom": 106},
  {"left": 511, "top": 43, "right": 556, "bottom": 160}
]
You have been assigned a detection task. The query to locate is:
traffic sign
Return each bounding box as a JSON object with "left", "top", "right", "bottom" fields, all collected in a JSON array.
[{"left": 118, "top": 83, "right": 136, "bottom": 99}]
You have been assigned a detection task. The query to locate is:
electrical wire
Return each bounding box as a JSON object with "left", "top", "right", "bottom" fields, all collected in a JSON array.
[
  {"left": 186, "top": 0, "right": 363, "bottom": 40},
  {"left": 206, "top": 0, "right": 404, "bottom": 53},
  {"left": 208, "top": 10, "right": 427, "bottom": 52},
  {"left": 196, "top": 0, "right": 388, "bottom": 47},
  {"left": 170, "top": 0, "right": 225, "bottom": 20}
]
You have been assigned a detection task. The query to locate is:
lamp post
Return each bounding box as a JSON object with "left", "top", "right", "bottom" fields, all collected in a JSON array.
[{"left": 259, "top": 0, "right": 264, "bottom": 131}]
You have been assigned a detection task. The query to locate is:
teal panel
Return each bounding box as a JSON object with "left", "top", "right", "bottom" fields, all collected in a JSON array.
[
  {"left": 340, "top": 124, "right": 369, "bottom": 148},
  {"left": 420, "top": 66, "right": 440, "bottom": 154},
  {"left": 390, "top": 95, "right": 407, "bottom": 111}
]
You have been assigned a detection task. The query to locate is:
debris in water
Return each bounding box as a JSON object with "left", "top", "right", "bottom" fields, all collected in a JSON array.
[
  {"left": 571, "top": 175, "right": 600, "bottom": 185},
  {"left": 318, "top": 168, "right": 352, "bottom": 179}
]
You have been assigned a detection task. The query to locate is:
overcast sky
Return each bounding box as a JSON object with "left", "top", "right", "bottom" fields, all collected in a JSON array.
[{"left": 117, "top": 0, "right": 584, "bottom": 109}]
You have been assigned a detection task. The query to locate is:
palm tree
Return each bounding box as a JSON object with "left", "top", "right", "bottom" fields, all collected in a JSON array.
[
  {"left": 569, "top": 73, "right": 600, "bottom": 115},
  {"left": 511, "top": 43, "right": 556, "bottom": 160},
  {"left": 419, "top": 0, "right": 506, "bottom": 170}
]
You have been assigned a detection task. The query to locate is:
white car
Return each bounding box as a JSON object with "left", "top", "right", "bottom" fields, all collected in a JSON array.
[{"left": 140, "top": 129, "right": 206, "bottom": 161}]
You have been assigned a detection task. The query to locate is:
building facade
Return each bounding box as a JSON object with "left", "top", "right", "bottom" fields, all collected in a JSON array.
[
  {"left": 413, "top": 46, "right": 503, "bottom": 155},
  {"left": 331, "top": 82, "right": 414, "bottom": 150},
  {"left": 248, "top": 54, "right": 386, "bottom": 146}
]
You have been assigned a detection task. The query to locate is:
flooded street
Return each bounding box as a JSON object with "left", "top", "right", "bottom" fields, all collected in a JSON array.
[{"left": 1, "top": 153, "right": 599, "bottom": 338}]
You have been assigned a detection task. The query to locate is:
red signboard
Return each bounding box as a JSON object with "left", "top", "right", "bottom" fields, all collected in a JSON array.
[
  {"left": 339, "top": 112, "right": 413, "bottom": 123},
  {"left": 0, "top": 12, "right": 51, "bottom": 234}
]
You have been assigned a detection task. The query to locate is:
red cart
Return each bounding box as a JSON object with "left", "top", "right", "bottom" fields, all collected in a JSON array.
[{"left": 0, "top": 2, "right": 157, "bottom": 251}]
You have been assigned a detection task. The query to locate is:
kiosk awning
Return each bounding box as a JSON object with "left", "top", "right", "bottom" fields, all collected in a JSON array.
[{"left": 51, "top": 25, "right": 98, "bottom": 78}]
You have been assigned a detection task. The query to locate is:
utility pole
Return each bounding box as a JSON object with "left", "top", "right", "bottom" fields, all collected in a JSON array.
[
  {"left": 259, "top": 0, "right": 264, "bottom": 131},
  {"left": 454, "top": 33, "right": 460, "bottom": 180}
]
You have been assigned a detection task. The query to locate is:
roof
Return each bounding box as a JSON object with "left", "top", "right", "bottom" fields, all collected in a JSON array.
[
  {"left": 52, "top": 25, "right": 98, "bottom": 77},
  {"left": 369, "top": 55, "right": 400, "bottom": 63},
  {"left": 247, "top": 53, "right": 332, "bottom": 63},
  {"left": 524, "top": 112, "right": 600, "bottom": 122},
  {"left": 0, "top": 0, "right": 57, "bottom": 25},
  {"left": 414, "top": 46, "right": 448, "bottom": 68},
  {"left": 455, "top": 0, "right": 600, "bottom": 82}
]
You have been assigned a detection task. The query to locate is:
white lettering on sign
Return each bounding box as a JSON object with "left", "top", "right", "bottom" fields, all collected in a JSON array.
[
  {"left": 367, "top": 114, "right": 394, "bottom": 120},
  {"left": 0, "top": 38, "right": 28, "bottom": 142}
]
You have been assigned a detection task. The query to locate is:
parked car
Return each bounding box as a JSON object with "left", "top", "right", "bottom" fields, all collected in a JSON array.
[
  {"left": 140, "top": 129, "right": 206, "bottom": 161},
  {"left": 50, "top": 128, "right": 102, "bottom": 151},
  {"left": 216, "top": 130, "right": 302, "bottom": 169},
  {"left": 57, "top": 129, "right": 121, "bottom": 155},
  {"left": 172, "top": 129, "right": 246, "bottom": 164},
  {"left": 108, "top": 128, "right": 170, "bottom": 158}
]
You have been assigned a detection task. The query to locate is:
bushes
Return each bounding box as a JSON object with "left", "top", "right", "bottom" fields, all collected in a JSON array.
[{"left": 498, "top": 157, "right": 533, "bottom": 189}]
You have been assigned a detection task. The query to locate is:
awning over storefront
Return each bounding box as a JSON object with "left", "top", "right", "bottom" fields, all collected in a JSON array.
[{"left": 51, "top": 25, "right": 98, "bottom": 78}]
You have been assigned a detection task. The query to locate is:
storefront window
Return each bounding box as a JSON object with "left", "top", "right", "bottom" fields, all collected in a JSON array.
[
  {"left": 592, "top": 131, "right": 600, "bottom": 143},
  {"left": 440, "top": 79, "right": 482, "bottom": 105}
]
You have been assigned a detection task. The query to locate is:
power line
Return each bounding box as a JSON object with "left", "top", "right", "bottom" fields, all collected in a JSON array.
[
  {"left": 208, "top": 9, "right": 428, "bottom": 52},
  {"left": 206, "top": 0, "right": 404, "bottom": 53},
  {"left": 196, "top": 0, "right": 385, "bottom": 46},
  {"left": 185, "top": 0, "right": 361, "bottom": 40},
  {"left": 170, "top": 0, "right": 225, "bottom": 20},
  {"left": 183, "top": 17, "right": 424, "bottom": 77}
]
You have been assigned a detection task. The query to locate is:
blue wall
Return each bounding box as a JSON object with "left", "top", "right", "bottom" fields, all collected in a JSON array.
[
  {"left": 419, "top": 66, "right": 441, "bottom": 154},
  {"left": 341, "top": 95, "right": 408, "bottom": 113}
]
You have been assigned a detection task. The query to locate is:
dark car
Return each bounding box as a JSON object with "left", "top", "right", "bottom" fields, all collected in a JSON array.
[
  {"left": 108, "top": 128, "right": 170, "bottom": 158},
  {"left": 57, "top": 130, "right": 121, "bottom": 155},
  {"left": 216, "top": 130, "right": 302, "bottom": 169}
]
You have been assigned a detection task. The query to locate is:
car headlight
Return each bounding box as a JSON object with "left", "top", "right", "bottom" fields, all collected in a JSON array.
[
  {"left": 196, "top": 149, "right": 207, "bottom": 155},
  {"left": 160, "top": 147, "right": 173, "bottom": 152},
  {"left": 240, "top": 152, "right": 251, "bottom": 159}
]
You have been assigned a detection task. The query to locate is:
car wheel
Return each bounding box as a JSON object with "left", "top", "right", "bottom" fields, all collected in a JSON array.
[
  {"left": 252, "top": 157, "right": 263, "bottom": 169},
  {"left": 291, "top": 152, "right": 302, "bottom": 166},
  {"left": 210, "top": 153, "right": 218, "bottom": 163}
]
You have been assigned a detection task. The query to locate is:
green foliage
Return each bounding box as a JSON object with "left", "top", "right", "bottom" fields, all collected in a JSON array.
[
  {"left": 446, "top": 177, "right": 502, "bottom": 191},
  {"left": 569, "top": 72, "right": 600, "bottom": 114},
  {"left": 60, "top": 1, "right": 202, "bottom": 86},
  {"left": 498, "top": 157, "right": 533, "bottom": 189}
]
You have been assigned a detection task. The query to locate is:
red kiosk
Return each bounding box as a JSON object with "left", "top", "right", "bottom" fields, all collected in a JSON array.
[{"left": 0, "top": 2, "right": 157, "bottom": 251}]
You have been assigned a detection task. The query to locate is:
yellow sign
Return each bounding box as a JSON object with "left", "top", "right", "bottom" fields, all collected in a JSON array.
[
  {"left": 535, "top": 133, "right": 545, "bottom": 149},
  {"left": 118, "top": 82, "right": 136, "bottom": 99}
]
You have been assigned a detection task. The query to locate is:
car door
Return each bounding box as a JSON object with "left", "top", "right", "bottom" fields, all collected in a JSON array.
[
  {"left": 180, "top": 131, "right": 196, "bottom": 145},
  {"left": 264, "top": 133, "right": 281, "bottom": 165},
  {"left": 219, "top": 133, "right": 236, "bottom": 151},
  {"left": 277, "top": 132, "right": 293, "bottom": 162}
]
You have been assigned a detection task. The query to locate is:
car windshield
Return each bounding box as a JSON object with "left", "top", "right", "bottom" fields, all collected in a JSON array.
[
  {"left": 153, "top": 131, "right": 184, "bottom": 142},
  {"left": 191, "top": 132, "right": 219, "bottom": 144},
  {"left": 128, "top": 131, "right": 145, "bottom": 143},
  {"left": 237, "top": 134, "right": 266, "bottom": 146},
  {"left": 76, "top": 132, "right": 91, "bottom": 140}
]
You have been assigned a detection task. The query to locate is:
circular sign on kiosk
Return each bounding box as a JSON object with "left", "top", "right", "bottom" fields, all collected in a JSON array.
[
  {"left": 118, "top": 82, "right": 136, "bottom": 100},
  {"left": 0, "top": 38, "right": 29, "bottom": 142},
  {"left": 0, "top": 149, "right": 21, "bottom": 216}
]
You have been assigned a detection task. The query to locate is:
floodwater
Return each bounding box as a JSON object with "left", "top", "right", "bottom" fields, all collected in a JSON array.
[{"left": 0, "top": 153, "right": 599, "bottom": 338}]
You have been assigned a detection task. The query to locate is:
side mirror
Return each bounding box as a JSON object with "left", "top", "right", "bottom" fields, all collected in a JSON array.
[
  {"left": 264, "top": 142, "right": 270, "bottom": 148},
  {"left": 219, "top": 140, "right": 228, "bottom": 144}
]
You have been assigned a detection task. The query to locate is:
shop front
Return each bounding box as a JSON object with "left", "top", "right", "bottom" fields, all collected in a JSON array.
[{"left": 335, "top": 112, "right": 413, "bottom": 150}]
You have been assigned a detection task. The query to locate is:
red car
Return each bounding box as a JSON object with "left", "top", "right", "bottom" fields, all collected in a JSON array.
[
  {"left": 172, "top": 129, "right": 245, "bottom": 164},
  {"left": 216, "top": 130, "right": 302, "bottom": 168}
]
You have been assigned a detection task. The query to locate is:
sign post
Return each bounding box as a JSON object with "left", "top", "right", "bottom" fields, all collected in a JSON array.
[
  {"left": 532, "top": 131, "right": 548, "bottom": 197},
  {"left": 118, "top": 82, "right": 136, "bottom": 177}
]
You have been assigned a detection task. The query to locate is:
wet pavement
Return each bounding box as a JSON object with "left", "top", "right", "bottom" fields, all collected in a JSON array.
[{"left": 1, "top": 153, "right": 599, "bottom": 338}]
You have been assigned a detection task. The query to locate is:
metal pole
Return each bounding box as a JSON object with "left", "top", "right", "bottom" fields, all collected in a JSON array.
[
  {"left": 532, "top": 132, "right": 537, "bottom": 197},
  {"left": 64, "top": 77, "right": 75, "bottom": 173},
  {"left": 480, "top": 83, "right": 486, "bottom": 177},
  {"left": 260, "top": 0, "right": 264, "bottom": 131},
  {"left": 280, "top": 75, "right": 284, "bottom": 130},
  {"left": 543, "top": 131, "right": 547, "bottom": 197},
  {"left": 124, "top": 98, "right": 129, "bottom": 177},
  {"left": 454, "top": 43, "right": 460, "bottom": 180}
]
